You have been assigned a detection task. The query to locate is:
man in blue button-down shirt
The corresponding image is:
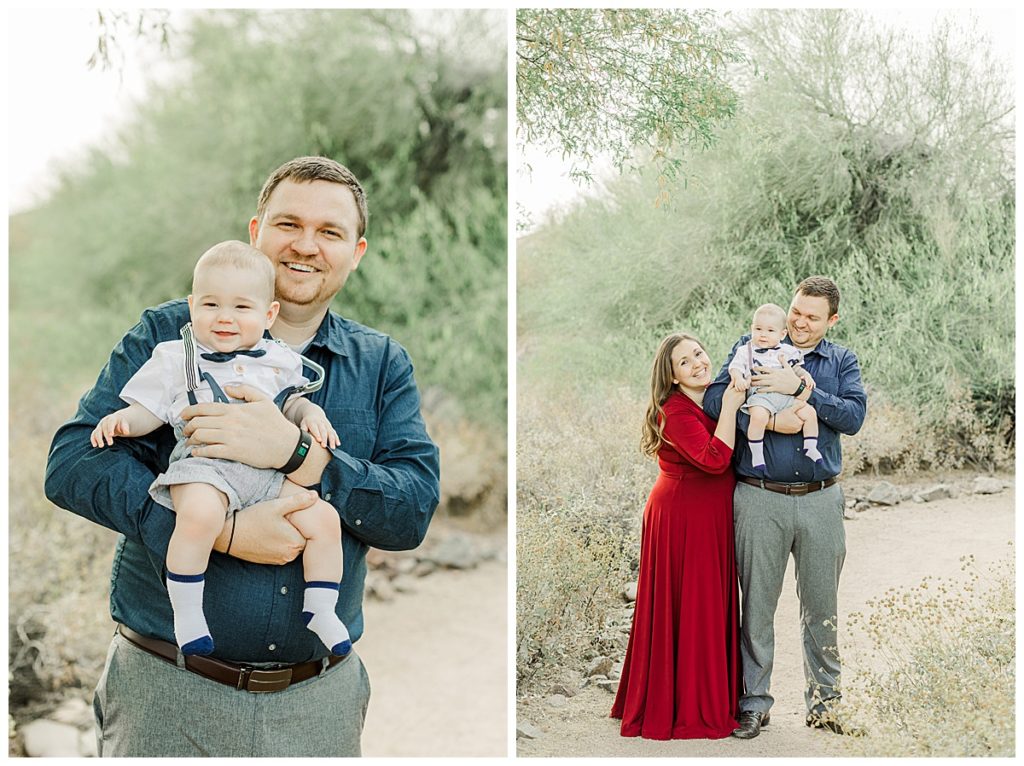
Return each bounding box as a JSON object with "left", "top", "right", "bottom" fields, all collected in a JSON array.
[
  {"left": 45, "top": 156, "right": 440, "bottom": 756},
  {"left": 704, "top": 276, "right": 866, "bottom": 739}
]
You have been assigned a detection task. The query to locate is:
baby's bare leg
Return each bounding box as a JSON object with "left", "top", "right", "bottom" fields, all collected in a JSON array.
[
  {"left": 167, "top": 483, "right": 229, "bottom": 574},
  {"left": 279, "top": 480, "right": 351, "bottom": 655},
  {"left": 793, "top": 403, "right": 823, "bottom": 463},
  {"left": 279, "top": 480, "right": 343, "bottom": 582},
  {"left": 793, "top": 403, "right": 819, "bottom": 438},
  {"left": 747, "top": 406, "right": 771, "bottom": 441},
  {"left": 165, "top": 482, "right": 228, "bottom": 656}
]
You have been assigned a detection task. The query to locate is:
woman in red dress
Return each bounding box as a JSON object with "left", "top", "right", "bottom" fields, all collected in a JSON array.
[{"left": 611, "top": 332, "right": 745, "bottom": 740}]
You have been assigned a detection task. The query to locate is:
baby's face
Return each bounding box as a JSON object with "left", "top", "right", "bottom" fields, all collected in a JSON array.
[
  {"left": 188, "top": 265, "right": 278, "bottom": 353},
  {"left": 750, "top": 314, "right": 786, "bottom": 349}
]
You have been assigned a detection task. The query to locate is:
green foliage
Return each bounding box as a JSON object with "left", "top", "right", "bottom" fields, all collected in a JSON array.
[
  {"left": 519, "top": 9, "right": 1014, "bottom": 471},
  {"left": 516, "top": 8, "right": 744, "bottom": 188},
  {"left": 11, "top": 8, "right": 506, "bottom": 424}
]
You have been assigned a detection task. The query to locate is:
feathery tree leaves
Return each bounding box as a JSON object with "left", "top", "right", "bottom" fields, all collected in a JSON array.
[{"left": 517, "top": 8, "right": 745, "bottom": 194}]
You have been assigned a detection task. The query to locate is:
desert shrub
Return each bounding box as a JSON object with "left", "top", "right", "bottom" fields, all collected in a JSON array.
[
  {"left": 516, "top": 387, "right": 650, "bottom": 687},
  {"left": 8, "top": 383, "right": 118, "bottom": 706},
  {"left": 843, "top": 551, "right": 1015, "bottom": 756}
]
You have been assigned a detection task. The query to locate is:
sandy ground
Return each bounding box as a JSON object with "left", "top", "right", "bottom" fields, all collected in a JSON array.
[
  {"left": 358, "top": 552, "right": 508, "bottom": 757},
  {"left": 517, "top": 484, "right": 1014, "bottom": 757}
]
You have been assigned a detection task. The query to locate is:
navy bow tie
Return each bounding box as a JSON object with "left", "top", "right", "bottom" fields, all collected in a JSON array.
[
  {"left": 200, "top": 348, "right": 267, "bottom": 363},
  {"left": 753, "top": 345, "right": 782, "bottom": 354}
]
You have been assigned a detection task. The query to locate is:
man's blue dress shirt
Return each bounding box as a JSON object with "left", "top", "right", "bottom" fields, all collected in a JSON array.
[
  {"left": 45, "top": 300, "right": 440, "bottom": 664},
  {"left": 704, "top": 334, "right": 867, "bottom": 482}
]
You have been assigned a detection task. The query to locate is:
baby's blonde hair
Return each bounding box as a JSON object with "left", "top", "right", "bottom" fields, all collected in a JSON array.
[
  {"left": 752, "top": 303, "right": 787, "bottom": 330},
  {"left": 193, "top": 240, "right": 275, "bottom": 304}
]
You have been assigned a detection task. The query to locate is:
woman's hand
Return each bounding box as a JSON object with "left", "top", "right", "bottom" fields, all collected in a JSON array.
[{"left": 721, "top": 383, "right": 746, "bottom": 412}]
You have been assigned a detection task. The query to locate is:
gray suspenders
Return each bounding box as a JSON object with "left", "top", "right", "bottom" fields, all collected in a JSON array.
[{"left": 178, "top": 322, "right": 325, "bottom": 408}]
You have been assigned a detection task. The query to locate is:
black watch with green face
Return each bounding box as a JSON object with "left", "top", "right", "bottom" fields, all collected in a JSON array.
[
  {"left": 793, "top": 379, "right": 807, "bottom": 397},
  {"left": 279, "top": 429, "right": 313, "bottom": 474}
]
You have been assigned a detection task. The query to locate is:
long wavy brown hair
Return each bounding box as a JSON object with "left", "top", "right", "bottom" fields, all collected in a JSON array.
[{"left": 641, "top": 332, "right": 704, "bottom": 457}]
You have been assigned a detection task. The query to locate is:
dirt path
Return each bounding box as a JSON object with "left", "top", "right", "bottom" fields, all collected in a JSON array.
[
  {"left": 517, "top": 485, "right": 1014, "bottom": 756},
  {"left": 358, "top": 552, "right": 507, "bottom": 757}
]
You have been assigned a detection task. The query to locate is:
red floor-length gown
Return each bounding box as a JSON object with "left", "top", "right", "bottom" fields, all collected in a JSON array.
[{"left": 610, "top": 390, "right": 741, "bottom": 739}]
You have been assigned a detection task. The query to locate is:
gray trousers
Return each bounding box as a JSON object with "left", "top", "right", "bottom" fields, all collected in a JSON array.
[
  {"left": 93, "top": 631, "right": 371, "bottom": 756},
  {"left": 733, "top": 481, "right": 845, "bottom": 714}
]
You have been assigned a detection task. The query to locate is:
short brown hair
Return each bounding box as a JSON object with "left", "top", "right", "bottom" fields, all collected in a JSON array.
[
  {"left": 796, "top": 276, "right": 840, "bottom": 317},
  {"left": 256, "top": 156, "right": 369, "bottom": 238},
  {"left": 193, "top": 240, "right": 275, "bottom": 304}
]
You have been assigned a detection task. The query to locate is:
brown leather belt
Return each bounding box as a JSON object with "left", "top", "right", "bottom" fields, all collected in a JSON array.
[
  {"left": 117, "top": 624, "right": 347, "bottom": 693},
  {"left": 739, "top": 476, "right": 838, "bottom": 496}
]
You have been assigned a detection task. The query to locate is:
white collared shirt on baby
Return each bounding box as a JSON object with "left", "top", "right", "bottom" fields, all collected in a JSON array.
[
  {"left": 727, "top": 341, "right": 804, "bottom": 379},
  {"left": 119, "top": 337, "right": 308, "bottom": 426}
]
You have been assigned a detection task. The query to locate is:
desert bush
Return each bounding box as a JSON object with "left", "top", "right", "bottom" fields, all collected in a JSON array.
[
  {"left": 8, "top": 383, "right": 118, "bottom": 707},
  {"left": 843, "top": 551, "right": 1015, "bottom": 756},
  {"left": 516, "top": 386, "right": 650, "bottom": 687}
]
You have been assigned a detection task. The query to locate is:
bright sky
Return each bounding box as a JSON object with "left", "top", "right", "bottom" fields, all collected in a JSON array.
[
  {"left": 6, "top": 8, "right": 184, "bottom": 213},
  {"left": 517, "top": 8, "right": 1017, "bottom": 228}
]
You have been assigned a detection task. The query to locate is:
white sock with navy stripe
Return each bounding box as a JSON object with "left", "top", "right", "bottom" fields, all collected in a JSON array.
[
  {"left": 302, "top": 581, "right": 351, "bottom": 656},
  {"left": 749, "top": 439, "right": 766, "bottom": 469},
  {"left": 166, "top": 571, "right": 214, "bottom": 655},
  {"left": 804, "top": 437, "right": 823, "bottom": 463}
]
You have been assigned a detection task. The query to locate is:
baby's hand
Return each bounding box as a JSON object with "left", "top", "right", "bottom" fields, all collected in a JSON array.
[
  {"left": 734, "top": 376, "right": 750, "bottom": 392},
  {"left": 91, "top": 412, "right": 131, "bottom": 448},
  {"left": 301, "top": 413, "right": 340, "bottom": 450}
]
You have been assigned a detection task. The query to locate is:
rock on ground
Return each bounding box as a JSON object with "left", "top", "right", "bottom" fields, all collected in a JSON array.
[
  {"left": 972, "top": 476, "right": 1006, "bottom": 495},
  {"left": 21, "top": 719, "right": 83, "bottom": 758},
  {"left": 867, "top": 481, "right": 901, "bottom": 505}
]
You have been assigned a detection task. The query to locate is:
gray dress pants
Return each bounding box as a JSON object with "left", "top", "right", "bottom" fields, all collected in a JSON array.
[
  {"left": 733, "top": 481, "right": 846, "bottom": 714},
  {"left": 93, "top": 631, "right": 371, "bottom": 756}
]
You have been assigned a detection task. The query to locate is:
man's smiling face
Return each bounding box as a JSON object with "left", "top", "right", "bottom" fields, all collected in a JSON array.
[
  {"left": 787, "top": 291, "right": 838, "bottom": 349},
  {"left": 249, "top": 179, "right": 367, "bottom": 310}
]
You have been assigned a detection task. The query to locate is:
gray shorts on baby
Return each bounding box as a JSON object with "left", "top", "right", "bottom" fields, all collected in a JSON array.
[
  {"left": 149, "top": 437, "right": 285, "bottom": 515},
  {"left": 741, "top": 390, "right": 795, "bottom": 416}
]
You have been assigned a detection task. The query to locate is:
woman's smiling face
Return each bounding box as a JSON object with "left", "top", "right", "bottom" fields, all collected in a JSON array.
[{"left": 670, "top": 339, "right": 712, "bottom": 394}]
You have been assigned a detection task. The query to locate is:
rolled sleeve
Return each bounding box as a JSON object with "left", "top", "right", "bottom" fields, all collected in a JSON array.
[
  {"left": 809, "top": 349, "right": 867, "bottom": 435},
  {"left": 320, "top": 347, "right": 440, "bottom": 551}
]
